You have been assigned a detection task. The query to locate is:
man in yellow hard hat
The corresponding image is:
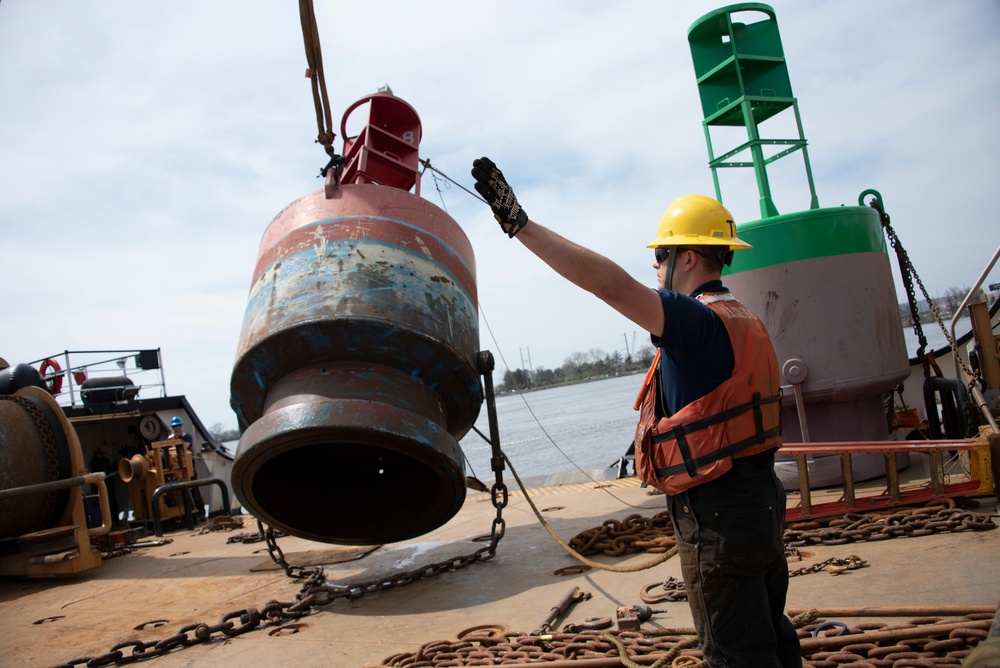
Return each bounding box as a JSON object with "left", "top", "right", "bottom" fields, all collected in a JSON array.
[{"left": 472, "top": 157, "right": 800, "bottom": 668}]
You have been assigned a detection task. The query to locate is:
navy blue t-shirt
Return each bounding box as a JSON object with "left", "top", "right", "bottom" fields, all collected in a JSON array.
[{"left": 650, "top": 279, "right": 735, "bottom": 417}]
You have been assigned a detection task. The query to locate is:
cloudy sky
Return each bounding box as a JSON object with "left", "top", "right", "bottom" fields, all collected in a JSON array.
[{"left": 2, "top": 1, "right": 998, "bottom": 432}]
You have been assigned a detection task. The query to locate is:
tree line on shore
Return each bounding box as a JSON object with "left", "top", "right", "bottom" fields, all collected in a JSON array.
[{"left": 498, "top": 344, "right": 657, "bottom": 394}]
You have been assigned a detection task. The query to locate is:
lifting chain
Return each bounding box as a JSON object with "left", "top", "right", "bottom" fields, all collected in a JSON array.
[{"left": 865, "top": 193, "right": 979, "bottom": 387}]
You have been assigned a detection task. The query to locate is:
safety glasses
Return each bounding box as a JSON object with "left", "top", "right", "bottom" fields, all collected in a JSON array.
[{"left": 654, "top": 247, "right": 705, "bottom": 264}]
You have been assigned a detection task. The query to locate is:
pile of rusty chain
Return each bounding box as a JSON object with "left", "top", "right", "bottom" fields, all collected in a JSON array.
[
  {"left": 379, "top": 628, "right": 702, "bottom": 667},
  {"left": 568, "top": 511, "right": 676, "bottom": 557},
  {"left": 376, "top": 613, "right": 995, "bottom": 667},
  {"left": 784, "top": 504, "right": 996, "bottom": 548},
  {"left": 798, "top": 613, "right": 994, "bottom": 667},
  {"left": 568, "top": 502, "right": 996, "bottom": 560}
]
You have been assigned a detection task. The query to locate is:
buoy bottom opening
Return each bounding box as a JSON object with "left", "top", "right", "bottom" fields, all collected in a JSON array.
[{"left": 242, "top": 439, "right": 465, "bottom": 545}]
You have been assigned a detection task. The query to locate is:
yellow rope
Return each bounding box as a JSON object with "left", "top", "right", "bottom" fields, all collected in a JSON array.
[
  {"left": 789, "top": 608, "right": 819, "bottom": 628},
  {"left": 602, "top": 632, "right": 702, "bottom": 668},
  {"left": 503, "top": 452, "right": 675, "bottom": 573}
]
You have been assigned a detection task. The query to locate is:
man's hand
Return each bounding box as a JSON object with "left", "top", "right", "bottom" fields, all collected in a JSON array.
[{"left": 471, "top": 157, "right": 529, "bottom": 238}]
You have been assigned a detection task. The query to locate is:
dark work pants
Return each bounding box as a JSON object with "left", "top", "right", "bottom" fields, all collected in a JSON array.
[{"left": 667, "top": 452, "right": 801, "bottom": 668}]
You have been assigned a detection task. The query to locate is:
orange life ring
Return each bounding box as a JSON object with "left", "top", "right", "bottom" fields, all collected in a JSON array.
[{"left": 39, "top": 357, "right": 64, "bottom": 395}]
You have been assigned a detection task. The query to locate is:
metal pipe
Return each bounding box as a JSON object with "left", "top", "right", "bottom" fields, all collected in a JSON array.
[
  {"left": 0, "top": 471, "right": 105, "bottom": 499},
  {"left": 0, "top": 471, "right": 111, "bottom": 538},
  {"left": 86, "top": 477, "right": 112, "bottom": 538},
  {"left": 787, "top": 605, "right": 996, "bottom": 617},
  {"left": 151, "top": 478, "right": 231, "bottom": 537},
  {"left": 787, "top": 383, "right": 811, "bottom": 442}
]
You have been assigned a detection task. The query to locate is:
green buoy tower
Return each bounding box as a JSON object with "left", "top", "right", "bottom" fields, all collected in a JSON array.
[{"left": 688, "top": 4, "right": 909, "bottom": 478}]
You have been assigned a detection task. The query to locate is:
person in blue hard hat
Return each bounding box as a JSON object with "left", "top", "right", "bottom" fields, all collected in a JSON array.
[
  {"left": 168, "top": 416, "right": 204, "bottom": 522},
  {"left": 169, "top": 416, "right": 194, "bottom": 451}
]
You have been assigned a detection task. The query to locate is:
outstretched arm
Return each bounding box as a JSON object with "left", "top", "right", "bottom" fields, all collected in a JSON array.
[{"left": 472, "top": 157, "right": 664, "bottom": 338}]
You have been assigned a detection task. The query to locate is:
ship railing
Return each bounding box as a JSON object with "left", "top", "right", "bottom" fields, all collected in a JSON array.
[
  {"left": 948, "top": 243, "right": 1000, "bottom": 434},
  {"left": 31, "top": 349, "right": 168, "bottom": 410}
]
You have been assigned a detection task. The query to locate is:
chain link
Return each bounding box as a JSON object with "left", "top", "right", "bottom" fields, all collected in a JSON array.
[
  {"left": 569, "top": 511, "right": 677, "bottom": 557},
  {"left": 55, "top": 466, "right": 509, "bottom": 667},
  {"left": 868, "top": 196, "right": 979, "bottom": 386},
  {"left": 375, "top": 613, "right": 994, "bottom": 666}
]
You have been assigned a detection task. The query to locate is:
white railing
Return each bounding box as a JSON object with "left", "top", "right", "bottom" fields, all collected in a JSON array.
[{"left": 31, "top": 349, "right": 168, "bottom": 409}]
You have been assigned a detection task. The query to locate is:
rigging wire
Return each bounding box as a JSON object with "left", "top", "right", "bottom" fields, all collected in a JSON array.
[
  {"left": 419, "top": 158, "right": 487, "bottom": 204},
  {"left": 418, "top": 158, "right": 651, "bottom": 509}
]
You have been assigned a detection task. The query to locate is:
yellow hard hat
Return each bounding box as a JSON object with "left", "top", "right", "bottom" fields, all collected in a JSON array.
[{"left": 647, "top": 194, "right": 752, "bottom": 249}]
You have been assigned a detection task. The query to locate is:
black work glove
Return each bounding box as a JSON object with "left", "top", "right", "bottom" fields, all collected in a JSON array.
[{"left": 471, "top": 157, "right": 529, "bottom": 238}]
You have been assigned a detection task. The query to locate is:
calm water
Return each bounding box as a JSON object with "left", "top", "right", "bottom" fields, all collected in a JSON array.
[
  {"left": 902, "top": 316, "right": 970, "bottom": 356},
  {"left": 458, "top": 374, "right": 642, "bottom": 482}
]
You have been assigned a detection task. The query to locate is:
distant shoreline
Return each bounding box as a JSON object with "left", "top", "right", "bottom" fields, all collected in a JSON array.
[{"left": 498, "top": 369, "right": 645, "bottom": 396}]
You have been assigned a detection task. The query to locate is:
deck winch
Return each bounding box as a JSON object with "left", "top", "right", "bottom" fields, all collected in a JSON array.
[
  {"left": 230, "top": 93, "right": 483, "bottom": 545},
  {"left": 0, "top": 360, "right": 110, "bottom": 576}
]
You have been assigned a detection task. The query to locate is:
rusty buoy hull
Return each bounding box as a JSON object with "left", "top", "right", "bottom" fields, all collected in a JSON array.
[{"left": 230, "top": 184, "right": 481, "bottom": 545}]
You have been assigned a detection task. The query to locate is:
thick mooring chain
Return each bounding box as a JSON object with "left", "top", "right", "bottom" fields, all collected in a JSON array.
[
  {"left": 54, "top": 483, "right": 509, "bottom": 667},
  {"left": 798, "top": 613, "right": 995, "bottom": 668},
  {"left": 784, "top": 505, "right": 996, "bottom": 548},
  {"left": 569, "top": 502, "right": 996, "bottom": 561},
  {"left": 379, "top": 628, "right": 703, "bottom": 667},
  {"left": 377, "top": 613, "right": 995, "bottom": 667},
  {"left": 569, "top": 511, "right": 677, "bottom": 557}
]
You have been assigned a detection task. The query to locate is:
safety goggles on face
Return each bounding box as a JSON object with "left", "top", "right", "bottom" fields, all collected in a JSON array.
[{"left": 654, "top": 247, "right": 705, "bottom": 264}]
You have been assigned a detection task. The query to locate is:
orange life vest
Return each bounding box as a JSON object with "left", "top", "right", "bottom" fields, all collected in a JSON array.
[{"left": 633, "top": 292, "right": 782, "bottom": 495}]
